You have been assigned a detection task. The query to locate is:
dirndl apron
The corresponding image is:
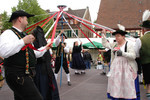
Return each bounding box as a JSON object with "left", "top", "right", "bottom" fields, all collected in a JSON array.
[{"left": 107, "top": 42, "right": 140, "bottom": 100}]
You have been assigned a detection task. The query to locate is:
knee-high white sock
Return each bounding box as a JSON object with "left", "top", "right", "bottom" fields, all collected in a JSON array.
[
  {"left": 81, "top": 70, "right": 85, "bottom": 72},
  {"left": 75, "top": 70, "right": 79, "bottom": 73},
  {"left": 66, "top": 74, "right": 70, "bottom": 82},
  {"left": 147, "top": 93, "right": 150, "bottom": 100},
  {"left": 54, "top": 74, "right": 58, "bottom": 80},
  {"left": 140, "top": 74, "right": 143, "bottom": 82},
  {"left": 104, "top": 66, "right": 107, "bottom": 73}
]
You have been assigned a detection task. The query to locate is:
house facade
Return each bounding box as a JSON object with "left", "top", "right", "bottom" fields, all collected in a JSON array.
[
  {"left": 52, "top": 7, "right": 93, "bottom": 38},
  {"left": 96, "top": 0, "right": 150, "bottom": 37}
]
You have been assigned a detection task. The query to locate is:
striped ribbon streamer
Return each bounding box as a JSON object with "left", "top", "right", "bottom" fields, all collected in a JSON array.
[
  {"left": 76, "top": 25, "right": 99, "bottom": 51},
  {"left": 62, "top": 16, "right": 82, "bottom": 42},
  {"left": 63, "top": 11, "right": 115, "bottom": 32}
]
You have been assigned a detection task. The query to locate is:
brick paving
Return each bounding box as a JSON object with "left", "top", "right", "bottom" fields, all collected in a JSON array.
[{"left": 0, "top": 68, "right": 147, "bottom": 100}]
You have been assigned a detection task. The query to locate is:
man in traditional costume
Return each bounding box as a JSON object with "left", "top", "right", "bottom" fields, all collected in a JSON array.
[
  {"left": 54, "top": 30, "right": 71, "bottom": 86},
  {"left": 135, "top": 10, "right": 150, "bottom": 100},
  {"left": 0, "top": 10, "right": 52, "bottom": 100}
]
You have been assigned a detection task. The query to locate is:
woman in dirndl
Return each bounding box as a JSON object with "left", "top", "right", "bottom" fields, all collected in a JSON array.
[
  {"left": 102, "top": 24, "right": 140, "bottom": 100},
  {"left": 71, "top": 41, "right": 86, "bottom": 74}
]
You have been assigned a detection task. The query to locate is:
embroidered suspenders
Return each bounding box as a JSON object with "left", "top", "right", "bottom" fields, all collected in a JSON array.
[{"left": 11, "top": 29, "right": 30, "bottom": 74}]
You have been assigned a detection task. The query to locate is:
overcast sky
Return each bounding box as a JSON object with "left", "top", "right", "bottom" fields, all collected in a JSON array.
[{"left": 0, "top": 0, "right": 101, "bottom": 22}]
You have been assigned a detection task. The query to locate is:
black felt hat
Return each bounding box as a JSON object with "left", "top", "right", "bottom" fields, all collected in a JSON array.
[
  {"left": 112, "top": 30, "right": 128, "bottom": 36},
  {"left": 9, "top": 10, "right": 34, "bottom": 22},
  {"left": 112, "top": 24, "right": 128, "bottom": 35},
  {"left": 140, "top": 20, "right": 150, "bottom": 28},
  {"left": 61, "top": 33, "right": 67, "bottom": 39}
]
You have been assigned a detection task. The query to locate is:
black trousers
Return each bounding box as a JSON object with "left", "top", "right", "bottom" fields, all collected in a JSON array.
[
  {"left": 135, "top": 58, "right": 142, "bottom": 74},
  {"left": 142, "top": 63, "right": 150, "bottom": 85},
  {"left": 55, "top": 57, "right": 69, "bottom": 74},
  {"left": 5, "top": 73, "right": 43, "bottom": 100}
]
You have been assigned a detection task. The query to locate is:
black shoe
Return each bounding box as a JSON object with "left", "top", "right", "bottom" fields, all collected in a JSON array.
[
  {"left": 100, "top": 72, "right": 106, "bottom": 75},
  {"left": 81, "top": 72, "right": 86, "bottom": 74},
  {"left": 75, "top": 72, "right": 80, "bottom": 75},
  {"left": 68, "top": 82, "right": 71, "bottom": 86},
  {"left": 139, "top": 82, "right": 143, "bottom": 85}
]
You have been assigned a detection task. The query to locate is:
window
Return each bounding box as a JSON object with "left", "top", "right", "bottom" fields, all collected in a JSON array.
[
  {"left": 127, "top": 33, "right": 130, "bottom": 36},
  {"left": 99, "top": 33, "right": 111, "bottom": 38},
  {"left": 106, "top": 33, "right": 111, "bottom": 38},
  {"left": 99, "top": 33, "right": 102, "bottom": 36},
  {"left": 76, "top": 30, "right": 78, "bottom": 36},
  {"left": 67, "top": 30, "right": 72, "bottom": 38},
  {"left": 129, "top": 32, "right": 138, "bottom": 37},
  {"left": 56, "top": 31, "right": 61, "bottom": 37}
]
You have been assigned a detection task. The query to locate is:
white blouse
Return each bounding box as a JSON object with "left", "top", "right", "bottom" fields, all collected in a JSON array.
[
  {"left": 134, "top": 31, "right": 150, "bottom": 58},
  {"left": 0, "top": 27, "right": 47, "bottom": 58},
  {"left": 54, "top": 35, "right": 69, "bottom": 53}
]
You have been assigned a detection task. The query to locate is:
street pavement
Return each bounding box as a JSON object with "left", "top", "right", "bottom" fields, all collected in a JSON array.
[{"left": 0, "top": 67, "right": 147, "bottom": 100}]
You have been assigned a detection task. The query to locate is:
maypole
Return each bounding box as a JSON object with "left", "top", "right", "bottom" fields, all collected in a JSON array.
[{"left": 57, "top": 5, "right": 67, "bottom": 87}]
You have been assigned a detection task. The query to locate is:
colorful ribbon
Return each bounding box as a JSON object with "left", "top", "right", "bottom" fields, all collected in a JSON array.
[
  {"left": 24, "top": 11, "right": 58, "bottom": 32},
  {"left": 50, "top": 11, "right": 63, "bottom": 43},
  {"left": 81, "top": 23, "right": 102, "bottom": 38},
  {"left": 0, "top": 63, "right": 3, "bottom": 66},
  {"left": 76, "top": 25, "right": 99, "bottom": 51},
  {"left": 63, "top": 11, "right": 115, "bottom": 32},
  {"left": 41, "top": 12, "right": 58, "bottom": 28},
  {"left": 62, "top": 16, "right": 82, "bottom": 42},
  {"left": 21, "top": 44, "right": 38, "bottom": 51},
  {"left": 21, "top": 12, "right": 60, "bottom": 51}
]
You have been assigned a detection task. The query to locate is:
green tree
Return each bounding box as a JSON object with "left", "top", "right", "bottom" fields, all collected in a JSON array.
[
  {"left": 1, "top": 11, "right": 12, "bottom": 31},
  {"left": 1, "top": 0, "right": 53, "bottom": 34}
]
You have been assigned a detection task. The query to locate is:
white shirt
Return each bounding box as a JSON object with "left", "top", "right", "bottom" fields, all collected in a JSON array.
[
  {"left": 105, "top": 48, "right": 109, "bottom": 52},
  {"left": 134, "top": 31, "right": 150, "bottom": 57},
  {"left": 49, "top": 49, "right": 53, "bottom": 55},
  {"left": 0, "top": 27, "right": 47, "bottom": 58},
  {"left": 54, "top": 35, "right": 69, "bottom": 53}
]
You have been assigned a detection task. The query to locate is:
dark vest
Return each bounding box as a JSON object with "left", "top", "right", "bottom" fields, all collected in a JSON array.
[
  {"left": 4, "top": 28, "right": 36, "bottom": 74},
  {"left": 56, "top": 42, "right": 67, "bottom": 59},
  {"left": 140, "top": 32, "right": 150, "bottom": 64}
]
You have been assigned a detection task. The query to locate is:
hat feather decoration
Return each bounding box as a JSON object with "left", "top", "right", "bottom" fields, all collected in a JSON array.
[
  {"left": 112, "top": 24, "right": 127, "bottom": 35},
  {"left": 142, "top": 10, "right": 150, "bottom": 21},
  {"left": 117, "top": 24, "right": 125, "bottom": 31}
]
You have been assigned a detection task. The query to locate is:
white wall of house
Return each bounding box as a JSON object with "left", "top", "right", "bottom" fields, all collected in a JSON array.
[
  {"left": 48, "top": 37, "right": 136, "bottom": 63},
  {"left": 48, "top": 37, "right": 116, "bottom": 48}
]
